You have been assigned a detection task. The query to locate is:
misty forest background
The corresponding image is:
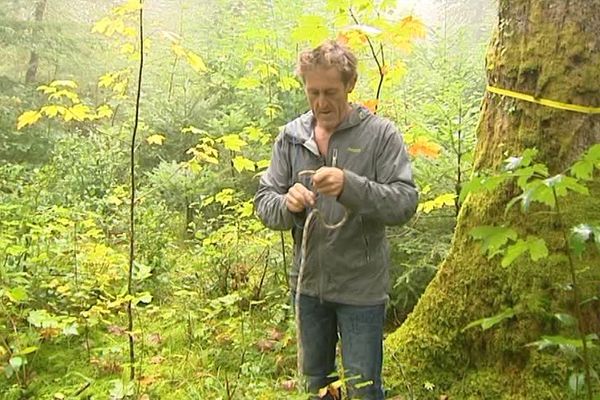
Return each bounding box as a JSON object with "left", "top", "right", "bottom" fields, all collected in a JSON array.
[{"left": 2, "top": 0, "right": 599, "bottom": 399}]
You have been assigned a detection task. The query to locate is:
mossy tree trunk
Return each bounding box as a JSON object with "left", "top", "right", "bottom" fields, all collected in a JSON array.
[{"left": 386, "top": 1, "right": 600, "bottom": 398}]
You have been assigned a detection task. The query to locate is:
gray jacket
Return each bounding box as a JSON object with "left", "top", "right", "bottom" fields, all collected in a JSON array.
[{"left": 254, "top": 105, "right": 418, "bottom": 305}]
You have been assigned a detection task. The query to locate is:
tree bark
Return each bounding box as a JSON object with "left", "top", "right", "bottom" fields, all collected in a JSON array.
[
  {"left": 25, "top": 0, "right": 48, "bottom": 84},
  {"left": 386, "top": 1, "right": 600, "bottom": 398}
]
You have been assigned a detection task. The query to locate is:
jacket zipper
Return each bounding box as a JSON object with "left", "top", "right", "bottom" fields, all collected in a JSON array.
[
  {"left": 317, "top": 144, "right": 338, "bottom": 303},
  {"left": 361, "top": 216, "right": 370, "bottom": 264}
]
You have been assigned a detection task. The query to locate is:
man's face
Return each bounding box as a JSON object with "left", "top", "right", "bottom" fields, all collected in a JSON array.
[{"left": 304, "top": 66, "right": 355, "bottom": 132}]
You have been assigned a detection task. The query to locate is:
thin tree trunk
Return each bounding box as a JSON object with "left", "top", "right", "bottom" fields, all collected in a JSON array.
[
  {"left": 386, "top": 1, "right": 600, "bottom": 398},
  {"left": 25, "top": 0, "right": 47, "bottom": 84}
]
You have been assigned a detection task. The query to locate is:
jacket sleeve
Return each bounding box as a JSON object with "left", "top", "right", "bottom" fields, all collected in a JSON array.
[
  {"left": 337, "top": 124, "right": 418, "bottom": 226},
  {"left": 254, "top": 132, "right": 300, "bottom": 230}
]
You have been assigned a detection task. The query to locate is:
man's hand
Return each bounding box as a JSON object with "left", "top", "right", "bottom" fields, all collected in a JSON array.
[
  {"left": 286, "top": 183, "right": 316, "bottom": 213},
  {"left": 312, "top": 167, "right": 344, "bottom": 197}
]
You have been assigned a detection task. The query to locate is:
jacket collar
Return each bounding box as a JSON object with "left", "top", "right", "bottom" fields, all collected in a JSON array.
[{"left": 284, "top": 104, "right": 371, "bottom": 154}]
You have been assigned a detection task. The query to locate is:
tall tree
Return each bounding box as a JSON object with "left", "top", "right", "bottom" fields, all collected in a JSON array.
[
  {"left": 386, "top": 1, "right": 600, "bottom": 398},
  {"left": 24, "top": 0, "right": 47, "bottom": 83}
]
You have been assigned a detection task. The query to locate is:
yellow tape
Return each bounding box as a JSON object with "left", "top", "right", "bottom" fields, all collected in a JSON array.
[{"left": 486, "top": 85, "right": 600, "bottom": 114}]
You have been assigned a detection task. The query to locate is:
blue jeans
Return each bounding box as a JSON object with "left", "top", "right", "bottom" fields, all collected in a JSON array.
[{"left": 294, "top": 294, "right": 385, "bottom": 400}]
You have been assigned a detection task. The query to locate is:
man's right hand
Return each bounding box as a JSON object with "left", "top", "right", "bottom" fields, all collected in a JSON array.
[{"left": 285, "top": 183, "right": 316, "bottom": 213}]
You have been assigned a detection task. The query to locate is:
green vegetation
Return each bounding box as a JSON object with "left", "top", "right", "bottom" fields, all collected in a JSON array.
[{"left": 15, "top": 0, "right": 597, "bottom": 399}]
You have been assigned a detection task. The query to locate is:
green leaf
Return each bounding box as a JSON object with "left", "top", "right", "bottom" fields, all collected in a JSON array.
[
  {"left": 133, "top": 292, "right": 152, "bottom": 305},
  {"left": 62, "top": 323, "right": 79, "bottom": 336},
  {"left": 502, "top": 236, "right": 548, "bottom": 267},
  {"left": 7, "top": 287, "right": 28, "bottom": 303},
  {"left": 6, "top": 244, "right": 27, "bottom": 256},
  {"left": 133, "top": 262, "right": 152, "bottom": 281},
  {"left": 28, "top": 309, "right": 59, "bottom": 328},
  {"left": 554, "top": 313, "right": 577, "bottom": 327},
  {"left": 569, "top": 372, "right": 585, "bottom": 394},
  {"left": 571, "top": 160, "right": 594, "bottom": 181},
  {"left": 9, "top": 356, "right": 24, "bottom": 370},
  {"left": 462, "top": 308, "right": 515, "bottom": 332},
  {"left": 470, "top": 226, "right": 517, "bottom": 258},
  {"left": 504, "top": 156, "right": 523, "bottom": 171},
  {"left": 569, "top": 224, "right": 592, "bottom": 256},
  {"left": 527, "top": 236, "right": 549, "bottom": 261},
  {"left": 527, "top": 335, "right": 597, "bottom": 350},
  {"left": 16, "top": 346, "right": 38, "bottom": 356},
  {"left": 523, "top": 182, "right": 554, "bottom": 209}
]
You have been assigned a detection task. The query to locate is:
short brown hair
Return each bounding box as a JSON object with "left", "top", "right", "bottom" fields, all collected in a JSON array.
[{"left": 295, "top": 40, "right": 358, "bottom": 86}]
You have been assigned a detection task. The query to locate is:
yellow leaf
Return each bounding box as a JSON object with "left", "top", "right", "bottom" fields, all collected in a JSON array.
[
  {"left": 64, "top": 104, "right": 92, "bottom": 121},
  {"left": 215, "top": 189, "right": 234, "bottom": 206},
  {"left": 92, "top": 17, "right": 112, "bottom": 34},
  {"left": 98, "top": 73, "right": 114, "bottom": 88},
  {"left": 418, "top": 193, "right": 457, "bottom": 214},
  {"left": 384, "top": 15, "right": 426, "bottom": 53},
  {"left": 120, "top": 43, "right": 135, "bottom": 54},
  {"left": 277, "top": 76, "right": 301, "bottom": 92},
  {"left": 48, "top": 89, "right": 80, "bottom": 103},
  {"left": 17, "top": 110, "right": 42, "bottom": 130},
  {"left": 232, "top": 156, "right": 256, "bottom": 173},
  {"left": 257, "top": 159, "right": 270, "bottom": 169},
  {"left": 36, "top": 85, "right": 57, "bottom": 95},
  {"left": 237, "top": 77, "right": 261, "bottom": 90},
  {"left": 106, "top": 195, "right": 123, "bottom": 206},
  {"left": 122, "top": 26, "right": 137, "bottom": 37},
  {"left": 96, "top": 104, "right": 113, "bottom": 119},
  {"left": 146, "top": 134, "right": 166, "bottom": 145},
  {"left": 186, "top": 51, "right": 207, "bottom": 73},
  {"left": 238, "top": 201, "right": 254, "bottom": 218},
  {"left": 41, "top": 105, "right": 61, "bottom": 118},
  {"left": 292, "top": 15, "right": 330, "bottom": 46},
  {"left": 171, "top": 43, "right": 187, "bottom": 58},
  {"left": 220, "top": 134, "right": 247, "bottom": 152},
  {"left": 114, "top": 0, "right": 142, "bottom": 16},
  {"left": 186, "top": 160, "right": 203, "bottom": 174},
  {"left": 50, "top": 80, "right": 78, "bottom": 89}
]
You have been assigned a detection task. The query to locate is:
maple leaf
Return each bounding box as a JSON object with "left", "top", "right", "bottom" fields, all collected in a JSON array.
[
  {"left": 17, "top": 110, "right": 42, "bottom": 130},
  {"left": 361, "top": 99, "right": 379, "bottom": 113},
  {"left": 408, "top": 137, "right": 442, "bottom": 158},
  {"left": 146, "top": 134, "right": 166, "bottom": 145},
  {"left": 186, "top": 51, "right": 207, "bottom": 73}
]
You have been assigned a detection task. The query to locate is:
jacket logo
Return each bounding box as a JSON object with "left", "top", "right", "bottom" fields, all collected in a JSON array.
[{"left": 347, "top": 147, "right": 362, "bottom": 153}]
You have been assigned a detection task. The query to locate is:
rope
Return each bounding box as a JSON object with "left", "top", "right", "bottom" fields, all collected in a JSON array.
[{"left": 294, "top": 169, "right": 348, "bottom": 388}]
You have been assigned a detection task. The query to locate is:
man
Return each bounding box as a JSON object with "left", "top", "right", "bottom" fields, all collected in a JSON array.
[{"left": 254, "top": 40, "right": 418, "bottom": 399}]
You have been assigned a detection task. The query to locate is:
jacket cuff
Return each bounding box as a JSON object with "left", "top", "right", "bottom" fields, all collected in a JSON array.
[{"left": 279, "top": 194, "right": 306, "bottom": 228}]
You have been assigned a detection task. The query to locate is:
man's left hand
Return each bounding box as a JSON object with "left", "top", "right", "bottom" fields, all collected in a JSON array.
[{"left": 312, "top": 167, "right": 344, "bottom": 197}]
